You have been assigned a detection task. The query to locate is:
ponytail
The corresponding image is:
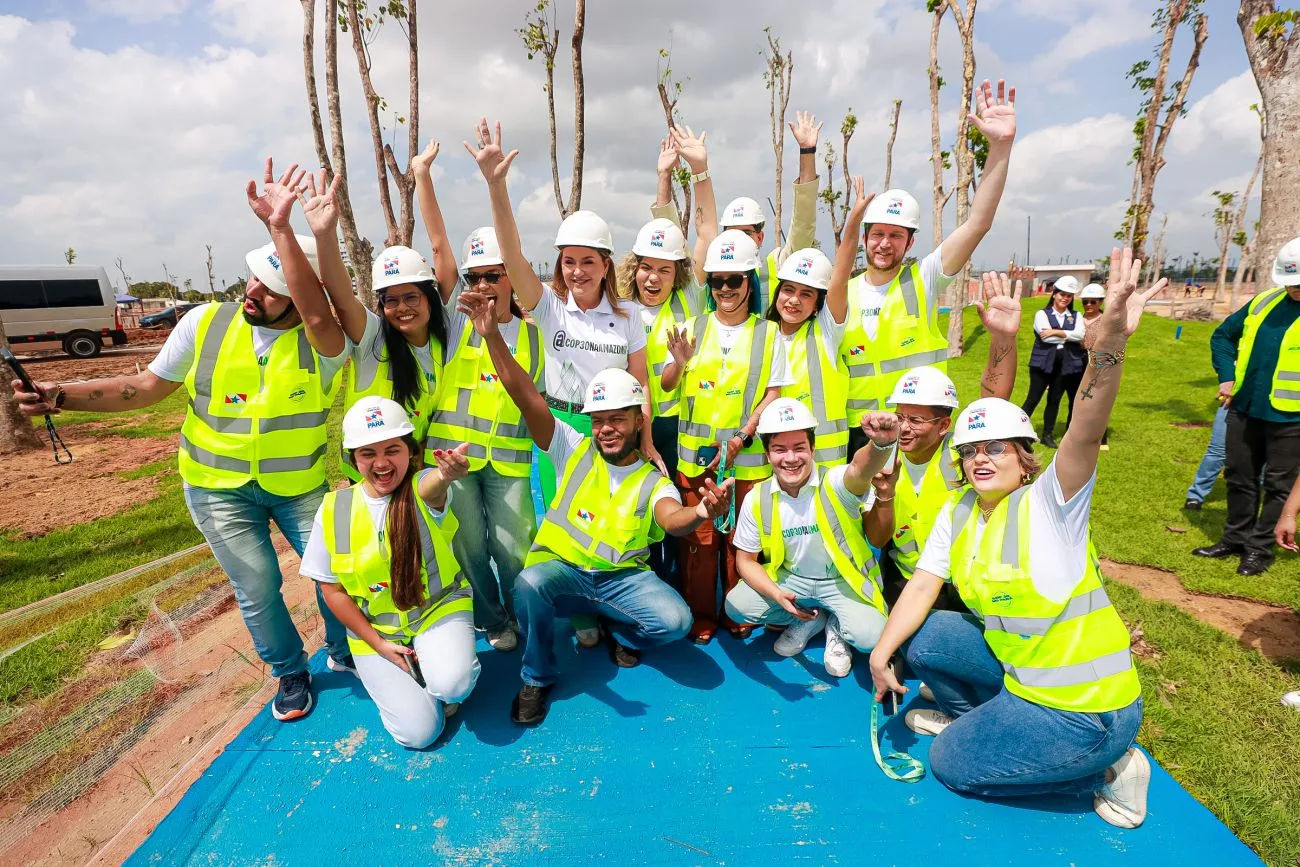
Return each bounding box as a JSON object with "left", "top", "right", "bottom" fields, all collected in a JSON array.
[{"left": 384, "top": 435, "right": 427, "bottom": 612}]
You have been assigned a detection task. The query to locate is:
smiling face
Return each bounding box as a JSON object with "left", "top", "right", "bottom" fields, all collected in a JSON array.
[
  {"left": 894, "top": 403, "right": 952, "bottom": 456},
  {"left": 960, "top": 439, "right": 1025, "bottom": 499},
  {"left": 380, "top": 282, "right": 431, "bottom": 339},
  {"left": 773, "top": 281, "right": 821, "bottom": 329},
  {"left": 731, "top": 224, "right": 765, "bottom": 249},
  {"left": 864, "top": 223, "right": 915, "bottom": 272},
  {"left": 765, "top": 430, "right": 815, "bottom": 490},
  {"left": 1051, "top": 290, "right": 1073, "bottom": 311},
  {"left": 242, "top": 276, "right": 297, "bottom": 327},
  {"left": 708, "top": 272, "right": 751, "bottom": 317},
  {"left": 635, "top": 256, "right": 677, "bottom": 307},
  {"left": 353, "top": 436, "right": 414, "bottom": 497},
  {"left": 560, "top": 246, "right": 610, "bottom": 307},
  {"left": 589, "top": 408, "right": 642, "bottom": 464},
  {"left": 464, "top": 265, "right": 514, "bottom": 310}
]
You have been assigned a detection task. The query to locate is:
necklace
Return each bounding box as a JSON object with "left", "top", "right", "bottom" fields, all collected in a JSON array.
[{"left": 978, "top": 501, "right": 996, "bottom": 521}]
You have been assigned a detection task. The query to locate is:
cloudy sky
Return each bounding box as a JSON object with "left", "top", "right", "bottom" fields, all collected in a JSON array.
[{"left": 0, "top": 0, "right": 1263, "bottom": 291}]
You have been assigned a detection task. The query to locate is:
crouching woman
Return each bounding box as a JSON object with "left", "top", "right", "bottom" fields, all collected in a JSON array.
[{"left": 301, "top": 397, "right": 480, "bottom": 748}]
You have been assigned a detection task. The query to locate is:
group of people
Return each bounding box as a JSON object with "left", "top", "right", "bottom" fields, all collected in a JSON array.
[{"left": 13, "top": 78, "right": 1174, "bottom": 830}]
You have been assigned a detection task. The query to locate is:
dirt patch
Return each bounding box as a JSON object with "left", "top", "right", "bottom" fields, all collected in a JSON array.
[
  {"left": 1171, "top": 421, "right": 1213, "bottom": 429},
  {"left": 20, "top": 347, "right": 161, "bottom": 383},
  {"left": 1103, "top": 558, "right": 1300, "bottom": 661},
  {"left": 0, "top": 435, "right": 176, "bottom": 537},
  {"left": 122, "top": 328, "right": 172, "bottom": 346}
]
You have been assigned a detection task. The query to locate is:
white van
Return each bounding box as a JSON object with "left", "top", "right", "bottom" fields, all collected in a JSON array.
[{"left": 0, "top": 266, "right": 128, "bottom": 358}]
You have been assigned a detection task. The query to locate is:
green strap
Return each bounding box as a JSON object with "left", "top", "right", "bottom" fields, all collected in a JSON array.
[
  {"left": 712, "top": 448, "right": 737, "bottom": 534},
  {"left": 869, "top": 699, "right": 926, "bottom": 783}
]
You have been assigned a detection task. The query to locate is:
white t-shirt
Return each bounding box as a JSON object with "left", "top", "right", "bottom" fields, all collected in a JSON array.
[
  {"left": 733, "top": 465, "right": 876, "bottom": 582},
  {"left": 901, "top": 452, "right": 930, "bottom": 489},
  {"left": 352, "top": 307, "right": 439, "bottom": 389},
  {"left": 531, "top": 287, "right": 646, "bottom": 404},
  {"left": 546, "top": 419, "right": 682, "bottom": 508},
  {"left": 916, "top": 459, "right": 1097, "bottom": 604},
  {"left": 301, "top": 469, "right": 449, "bottom": 584},
  {"left": 706, "top": 318, "right": 795, "bottom": 388},
  {"left": 778, "top": 302, "right": 849, "bottom": 364},
  {"left": 148, "top": 304, "right": 349, "bottom": 386},
  {"left": 855, "top": 248, "right": 954, "bottom": 341},
  {"left": 1032, "top": 308, "right": 1087, "bottom": 346},
  {"left": 633, "top": 282, "right": 708, "bottom": 338}
]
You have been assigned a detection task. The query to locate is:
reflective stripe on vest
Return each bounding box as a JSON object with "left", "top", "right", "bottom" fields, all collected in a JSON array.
[
  {"left": 782, "top": 320, "right": 849, "bottom": 469},
  {"left": 647, "top": 290, "right": 692, "bottom": 417},
  {"left": 1234, "top": 287, "right": 1300, "bottom": 412},
  {"left": 891, "top": 433, "right": 961, "bottom": 575}
]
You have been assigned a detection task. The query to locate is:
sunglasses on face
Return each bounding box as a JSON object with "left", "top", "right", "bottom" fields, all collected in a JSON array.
[
  {"left": 381, "top": 292, "right": 424, "bottom": 310},
  {"left": 464, "top": 271, "right": 505, "bottom": 286},
  {"left": 956, "top": 440, "right": 1010, "bottom": 461},
  {"left": 708, "top": 274, "right": 748, "bottom": 290},
  {"left": 1082, "top": 299, "right": 1100, "bottom": 305}
]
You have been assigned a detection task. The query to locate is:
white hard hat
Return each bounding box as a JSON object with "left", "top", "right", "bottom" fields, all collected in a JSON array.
[
  {"left": 756, "top": 397, "right": 817, "bottom": 435},
  {"left": 1272, "top": 236, "right": 1300, "bottom": 287},
  {"left": 632, "top": 218, "right": 688, "bottom": 261},
  {"left": 720, "top": 197, "right": 765, "bottom": 229},
  {"left": 372, "top": 246, "right": 434, "bottom": 293},
  {"left": 1079, "top": 283, "right": 1106, "bottom": 300},
  {"left": 245, "top": 236, "right": 321, "bottom": 297},
  {"left": 555, "top": 210, "right": 614, "bottom": 253},
  {"left": 887, "top": 365, "right": 959, "bottom": 409},
  {"left": 863, "top": 189, "right": 921, "bottom": 231},
  {"left": 1053, "top": 276, "right": 1080, "bottom": 294},
  {"left": 951, "top": 397, "right": 1038, "bottom": 447},
  {"left": 581, "top": 368, "right": 645, "bottom": 413},
  {"left": 775, "top": 248, "right": 833, "bottom": 292},
  {"left": 704, "top": 229, "right": 761, "bottom": 273},
  {"left": 341, "top": 397, "right": 416, "bottom": 450},
  {"left": 462, "top": 227, "right": 504, "bottom": 269}
]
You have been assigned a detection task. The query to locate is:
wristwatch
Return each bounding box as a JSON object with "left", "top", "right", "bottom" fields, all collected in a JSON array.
[
  {"left": 689, "top": 169, "right": 711, "bottom": 185},
  {"left": 736, "top": 431, "right": 754, "bottom": 449}
]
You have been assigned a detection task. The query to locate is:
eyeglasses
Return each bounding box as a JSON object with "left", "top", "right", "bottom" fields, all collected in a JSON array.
[
  {"left": 464, "top": 271, "right": 505, "bottom": 286},
  {"left": 955, "top": 440, "right": 1010, "bottom": 461},
  {"left": 894, "top": 412, "right": 945, "bottom": 428},
  {"left": 708, "top": 274, "right": 748, "bottom": 290},
  {"left": 381, "top": 291, "right": 424, "bottom": 310}
]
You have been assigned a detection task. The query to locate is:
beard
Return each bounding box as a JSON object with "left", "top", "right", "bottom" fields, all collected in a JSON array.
[
  {"left": 242, "top": 295, "right": 292, "bottom": 327},
  {"left": 597, "top": 434, "right": 640, "bottom": 464}
]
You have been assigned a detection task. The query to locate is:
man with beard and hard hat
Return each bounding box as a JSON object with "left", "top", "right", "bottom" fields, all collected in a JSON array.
[
  {"left": 841, "top": 80, "right": 1019, "bottom": 457},
  {"left": 453, "top": 288, "right": 734, "bottom": 726},
  {"left": 12, "top": 162, "right": 353, "bottom": 723}
]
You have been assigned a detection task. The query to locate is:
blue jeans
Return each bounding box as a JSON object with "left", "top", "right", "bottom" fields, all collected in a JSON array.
[
  {"left": 184, "top": 481, "right": 348, "bottom": 678},
  {"left": 906, "top": 610, "right": 1143, "bottom": 798},
  {"left": 1186, "top": 403, "right": 1229, "bottom": 502},
  {"left": 447, "top": 466, "right": 535, "bottom": 631},
  {"left": 514, "top": 560, "right": 693, "bottom": 686}
]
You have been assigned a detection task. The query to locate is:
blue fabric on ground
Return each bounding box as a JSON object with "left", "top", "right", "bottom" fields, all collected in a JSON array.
[{"left": 128, "top": 629, "right": 1261, "bottom": 866}]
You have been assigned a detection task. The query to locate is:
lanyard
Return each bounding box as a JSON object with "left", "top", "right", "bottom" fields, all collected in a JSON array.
[
  {"left": 869, "top": 698, "right": 926, "bottom": 783},
  {"left": 713, "top": 447, "right": 737, "bottom": 533}
]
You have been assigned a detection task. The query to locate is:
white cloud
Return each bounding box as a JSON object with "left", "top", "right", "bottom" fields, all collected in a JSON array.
[{"left": 86, "top": 0, "right": 190, "bottom": 24}]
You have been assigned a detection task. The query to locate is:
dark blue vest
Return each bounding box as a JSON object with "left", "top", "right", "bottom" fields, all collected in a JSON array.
[{"left": 1029, "top": 308, "right": 1086, "bottom": 376}]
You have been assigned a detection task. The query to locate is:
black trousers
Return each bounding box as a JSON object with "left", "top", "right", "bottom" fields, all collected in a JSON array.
[
  {"left": 1221, "top": 411, "right": 1300, "bottom": 558},
  {"left": 649, "top": 415, "right": 682, "bottom": 589},
  {"left": 1022, "top": 352, "right": 1082, "bottom": 440}
]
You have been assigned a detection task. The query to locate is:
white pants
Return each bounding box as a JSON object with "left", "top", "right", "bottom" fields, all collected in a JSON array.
[{"left": 352, "top": 610, "right": 480, "bottom": 749}]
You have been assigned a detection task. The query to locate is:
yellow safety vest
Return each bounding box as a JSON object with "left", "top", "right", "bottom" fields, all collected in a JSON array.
[
  {"left": 178, "top": 302, "right": 337, "bottom": 497},
  {"left": 425, "top": 318, "right": 542, "bottom": 477},
  {"left": 342, "top": 332, "right": 445, "bottom": 480},
  {"left": 947, "top": 486, "right": 1141, "bottom": 714},
  {"left": 677, "top": 314, "right": 778, "bottom": 481},
  {"left": 759, "top": 249, "right": 780, "bottom": 311},
  {"left": 841, "top": 264, "right": 948, "bottom": 425},
  {"left": 751, "top": 474, "right": 887, "bottom": 615},
  {"left": 781, "top": 319, "right": 850, "bottom": 470},
  {"left": 645, "top": 289, "right": 696, "bottom": 417},
  {"left": 321, "top": 479, "right": 472, "bottom": 656},
  {"left": 1234, "top": 287, "right": 1300, "bottom": 412},
  {"left": 891, "top": 434, "right": 962, "bottom": 578},
  {"left": 526, "top": 439, "right": 670, "bottom": 571}
]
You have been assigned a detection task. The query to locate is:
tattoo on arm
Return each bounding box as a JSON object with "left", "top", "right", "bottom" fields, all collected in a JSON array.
[
  {"left": 979, "top": 371, "right": 1002, "bottom": 398},
  {"left": 120, "top": 384, "right": 138, "bottom": 401},
  {"left": 990, "top": 345, "right": 1010, "bottom": 366},
  {"left": 87, "top": 389, "right": 104, "bottom": 401},
  {"left": 1079, "top": 373, "right": 1101, "bottom": 401}
]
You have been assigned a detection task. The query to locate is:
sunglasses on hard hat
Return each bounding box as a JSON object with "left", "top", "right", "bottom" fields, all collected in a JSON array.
[
  {"left": 708, "top": 274, "right": 748, "bottom": 290},
  {"left": 956, "top": 440, "right": 1010, "bottom": 461},
  {"left": 464, "top": 271, "right": 505, "bottom": 286}
]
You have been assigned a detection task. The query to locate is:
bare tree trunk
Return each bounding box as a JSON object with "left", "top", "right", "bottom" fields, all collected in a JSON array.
[
  {"left": 945, "top": 0, "right": 978, "bottom": 359},
  {"left": 1149, "top": 213, "right": 1169, "bottom": 289},
  {"left": 764, "top": 29, "right": 793, "bottom": 240},
  {"left": 1239, "top": 1, "right": 1300, "bottom": 282},
  {"left": 0, "top": 317, "right": 44, "bottom": 454},
  {"left": 884, "top": 99, "right": 902, "bottom": 188},
  {"left": 205, "top": 244, "right": 217, "bottom": 298},
  {"left": 344, "top": 0, "right": 400, "bottom": 248},
  {"left": 928, "top": 4, "right": 947, "bottom": 253},
  {"left": 381, "top": 0, "right": 420, "bottom": 247},
  {"left": 656, "top": 81, "right": 692, "bottom": 238},
  {"left": 113, "top": 256, "right": 130, "bottom": 293},
  {"left": 567, "top": 0, "right": 586, "bottom": 214}
]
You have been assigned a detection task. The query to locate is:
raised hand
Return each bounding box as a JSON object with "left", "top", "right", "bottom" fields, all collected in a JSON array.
[
  {"left": 788, "top": 110, "right": 823, "bottom": 149},
  {"left": 463, "top": 118, "right": 519, "bottom": 183},
  {"left": 669, "top": 124, "right": 708, "bottom": 171},
  {"left": 968, "top": 79, "right": 1017, "bottom": 145},
  {"left": 411, "top": 139, "right": 440, "bottom": 177},
  {"left": 666, "top": 324, "right": 696, "bottom": 367},
  {"left": 1124, "top": 276, "right": 1169, "bottom": 337},
  {"left": 456, "top": 287, "right": 500, "bottom": 337},
  {"left": 656, "top": 138, "right": 680, "bottom": 175},
  {"left": 694, "top": 476, "right": 735, "bottom": 521},
  {"left": 975, "top": 271, "right": 1023, "bottom": 338},
  {"left": 300, "top": 169, "right": 341, "bottom": 237},
  {"left": 861, "top": 411, "right": 900, "bottom": 447},
  {"left": 1099, "top": 247, "right": 1167, "bottom": 338},
  {"left": 431, "top": 442, "right": 472, "bottom": 484},
  {"left": 849, "top": 175, "right": 874, "bottom": 219},
  {"left": 247, "top": 158, "right": 306, "bottom": 229}
]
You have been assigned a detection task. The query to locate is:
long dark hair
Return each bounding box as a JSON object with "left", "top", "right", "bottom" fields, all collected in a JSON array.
[
  {"left": 383, "top": 435, "right": 426, "bottom": 611},
  {"left": 704, "top": 270, "right": 762, "bottom": 316},
  {"left": 1044, "top": 291, "right": 1076, "bottom": 317},
  {"left": 763, "top": 281, "right": 825, "bottom": 325},
  {"left": 377, "top": 280, "right": 448, "bottom": 411}
]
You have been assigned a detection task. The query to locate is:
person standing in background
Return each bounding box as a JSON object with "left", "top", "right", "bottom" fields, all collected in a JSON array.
[{"left": 1021, "top": 276, "right": 1085, "bottom": 449}]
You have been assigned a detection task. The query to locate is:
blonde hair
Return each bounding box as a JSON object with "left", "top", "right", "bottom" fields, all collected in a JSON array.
[
  {"left": 616, "top": 252, "right": 694, "bottom": 304},
  {"left": 553, "top": 249, "right": 626, "bottom": 318}
]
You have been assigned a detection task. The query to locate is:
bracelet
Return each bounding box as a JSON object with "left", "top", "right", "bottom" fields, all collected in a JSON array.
[
  {"left": 798, "top": 146, "right": 816, "bottom": 155},
  {"left": 873, "top": 494, "right": 895, "bottom": 503},
  {"left": 1088, "top": 348, "right": 1126, "bottom": 370},
  {"left": 870, "top": 438, "right": 894, "bottom": 452},
  {"left": 689, "top": 169, "right": 711, "bottom": 184}
]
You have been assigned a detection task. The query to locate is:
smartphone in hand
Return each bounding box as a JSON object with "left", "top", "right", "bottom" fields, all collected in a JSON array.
[
  {"left": 2, "top": 347, "right": 39, "bottom": 396},
  {"left": 407, "top": 649, "right": 426, "bottom": 688},
  {"left": 882, "top": 658, "right": 902, "bottom": 716}
]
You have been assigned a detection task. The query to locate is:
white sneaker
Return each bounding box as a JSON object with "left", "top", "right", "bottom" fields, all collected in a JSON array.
[
  {"left": 1282, "top": 690, "right": 1300, "bottom": 710},
  {"left": 905, "top": 708, "right": 953, "bottom": 737},
  {"left": 1093, "top": 747, "right": 1151, "bottom": 828},
  {"left": 575, "top": 626, "right": 601, "bottom": 649},
  {"left": 918, "top": 682, "right": 935, "bottom": 703},
  {"left": 488, "top": 628, "right": 518, "bottom": 652},
  {"left": 774, "top": 611, "right": 827, "bottom": 658},
  {"left": 822, "top": 616, "right": 852, "bottom": 677}
]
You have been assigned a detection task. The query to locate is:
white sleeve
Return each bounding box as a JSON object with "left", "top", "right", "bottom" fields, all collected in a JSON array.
[
  {"left": 919, "top": 248, "right": 957, "bottom": 310},
  {"left": 650, "top": 478, "right": 683, "bottom": 508},
  {"left": 298, "top": 503, "right": 336, "bottom": 582},
  {"left": 444, "top": 280, "right": 469, "bottom": 348},
  {"left": 765, "top": 330, "right": 794, "bottom": 388},
  {"left": 826, "top": 465, "right": 874, "bottom": 511},
  {"left": 816, "top": 302, "right": 848, "bottom": 359},
  {"left": 414, "top": 468, "right": 451, "bottom": 523},
  {"left": 621, "top": 300, "right": 648, "bottom": 354},
  {"left": 1032, "top": 309, "right": 1051, "bottom": 337},
  {"left": 317, "top": 337, "right": 353, "bottom": 389},
  {"left": 530, "top": 285, "right": 562, "bottom": 329},
  {"left": 1026, "top": 459, "right": 1098, "bottom": 603},
  {"left": 731, "top": 488, "right": 762, "bottom": 553},
  {"left": 1065, "top": 313, "right": 1087, "bottom": 343},
  {"left": 915, "top": 500, "right": 955, "bottom": 582},
  {"left": 146, "top": 309, "right": 204, "bottom": 382},
  {"left": 544, "top": 418, "right": 584, "bottom": 473}
]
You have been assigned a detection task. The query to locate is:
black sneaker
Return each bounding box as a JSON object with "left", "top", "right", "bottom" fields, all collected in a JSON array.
[
  {"left": 600, "top": 622, "right": 642, "bottom": 668},
  {"left": 511, "top": 684, "right": 554, "bottom": 725},
  {"left": 327, "top": 654, "right": 357, "bottom": 674},
  {"left": 272, "top": 671, "right": 314, "bottom": 721},
  {"left": 1183, "top": 499, "right": 1203, "bottom": 511}
]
